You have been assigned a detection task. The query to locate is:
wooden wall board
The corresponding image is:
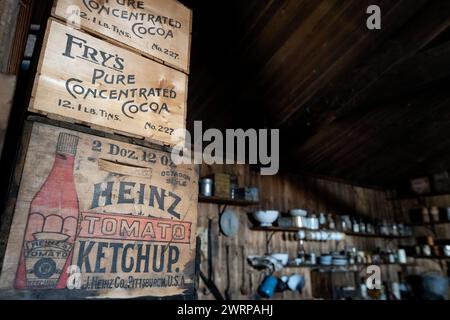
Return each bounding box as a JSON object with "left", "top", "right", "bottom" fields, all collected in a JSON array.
[
  {"left": 52, "top": 0, "right": 192, "bottom": 74},
  {"left": 0, "top": 120, "right": 198, "bottom": 299},
  {"left": 0, "top": 0, "right": 20, "bottom": 73},
  {"left": 0, "top": 73, "right": 16, "bottom": 157},
  {"left": 29, "top": 19, "right": 188, "bottom": 147}
]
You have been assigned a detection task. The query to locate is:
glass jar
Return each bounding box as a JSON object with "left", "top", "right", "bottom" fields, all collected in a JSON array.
[
  {"left": 352, "top": 217, "right": 360, "bottom": 233},
  {"left": 380, "top": 220, "right": 389, "bottom": 236},
  {"left": 422, "top": 245, "right": 432, "bottom": 256},
  {"left": 444, "top": 245, "right": 450, "bottom": 257},
  {"left": 319, "top": 212, "right": 327, "bottom": 228},
  {"left": 310, "top": 213, "right": 319, "bottom": 230},
  {"left": 391, "top": 223, "right": 399, "bottom": 236},
  {"left": 430, "top": 206, "right": 440, "bottom": 223},
  {"left": 366, "top": 222, "right": 374, "bottom": 234},
  {"left": 360, "top": 219, "right": 366, "bottom": 234}
]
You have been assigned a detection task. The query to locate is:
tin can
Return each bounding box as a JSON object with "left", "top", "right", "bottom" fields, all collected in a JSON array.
[{"left": 200, "top": 178, "right": 213, "bottom": 197}]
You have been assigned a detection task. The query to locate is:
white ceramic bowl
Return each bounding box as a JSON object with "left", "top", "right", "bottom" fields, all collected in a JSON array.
[
  {"left": 271, "top": 253, "right": 289, "bottom": 266},
  {"left": 289, "top": 209, "right": 308, "bottom": 217},
  {"left": 253, "top": 210, "right": 279, "bottom": 227}
]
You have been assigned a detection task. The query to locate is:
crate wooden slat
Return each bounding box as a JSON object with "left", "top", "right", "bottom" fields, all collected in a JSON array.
[
  {"left": 52, "top": 0, "right": 192, "bottom": 74},
  {"left": 0, "top": 119, "right": 198, "bottom": 299},
  {"left": 29, "top": 19, "right": 188, "bottom": 147},
  {"left": 0, "top": 74, "right": 16, "bottom": 157}
]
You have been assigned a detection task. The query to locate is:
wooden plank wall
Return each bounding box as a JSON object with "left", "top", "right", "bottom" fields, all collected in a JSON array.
[{"left": 196, "top": 164, "right": 419, "bottom": 300}]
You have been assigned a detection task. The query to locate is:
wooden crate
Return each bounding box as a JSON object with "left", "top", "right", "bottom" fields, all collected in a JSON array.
[
  {"left": 0, "top": 118, "right": 198, "bottom": 299},
  {"left": 214, "top": 173, "right": 230, "bottom": 198},
  {"left": 52, "top": 0, "right": 192, "bottom": 74},
  {"left": 29, "top": 19, "right": 188, "bottom": 147},
  {"left": 0, "top": 73, "right": 16, "bottom": 157}
]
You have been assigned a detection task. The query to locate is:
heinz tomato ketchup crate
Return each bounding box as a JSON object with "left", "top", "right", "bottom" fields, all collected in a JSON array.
[
  {"left": 0, "top": 117, "right": 199, "bottom": 299},
  {"left": 52, "top": 0, "right": 192, "bottom": 74},
  {"left": 29, "top": 18, "right": 188, "bottom": 147}
]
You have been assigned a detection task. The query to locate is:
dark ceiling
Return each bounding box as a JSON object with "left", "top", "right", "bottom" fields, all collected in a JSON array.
[{"left": 179, "top": 0, "right": 450, "bottom": 188}]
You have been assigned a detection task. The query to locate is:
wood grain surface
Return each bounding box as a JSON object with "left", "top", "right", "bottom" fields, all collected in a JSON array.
[{"left": 30, "top": 19, "right": 188, "bottom": 146}]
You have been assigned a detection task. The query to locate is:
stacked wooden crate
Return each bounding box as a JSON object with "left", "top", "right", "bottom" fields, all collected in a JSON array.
[{"left": 0, "top": 0, "right": 197, "bottom": 299}]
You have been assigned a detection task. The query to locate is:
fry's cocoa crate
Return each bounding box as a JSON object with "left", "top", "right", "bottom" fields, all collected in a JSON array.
[
  {"left": 29, "top": 19, "right": 188, "bottom": 147},
  {"left": 52, "top": 0, "right": 192, "bottom": 74},
  {"left": 0, "top": 117, "right": 198, "bottom": 299}
]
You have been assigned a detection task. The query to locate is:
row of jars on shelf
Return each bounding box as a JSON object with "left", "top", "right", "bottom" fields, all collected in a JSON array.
[
  {"left": 291, "top": 246, "right": 409, "bottom": 266},
  {"left": 291, "top": 210, "right": 413, "bottom": 237}
]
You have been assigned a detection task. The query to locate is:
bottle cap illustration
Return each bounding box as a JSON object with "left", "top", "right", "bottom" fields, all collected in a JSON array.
[{"left": 56, "top": 133, "right": 79, "bottom": 156}]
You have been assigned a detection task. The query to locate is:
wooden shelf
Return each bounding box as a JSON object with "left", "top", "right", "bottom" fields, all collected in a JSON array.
[
  {"left": 412, "top": 256, "right": 450, "bottom": 260},
  {"left": 285, "top": 262, "right": 415, "bottom": 269},
  {"left": 198, "top": 195, "right": 259, "bottom": 207},
  {"left": 388, "top": 191, "right": 450, "bottom": 200},
  {"left": 344, "top": 231, "right": 411, "bottom": 239},
  {"left": 250, "top": 227, "right": 411, "bottom": 239},
  {"left": 251, "top": 226, "right": 303, "bottom": 232},
  {"left": 406, "top": 221, "right": 450, "bottom": 227}
]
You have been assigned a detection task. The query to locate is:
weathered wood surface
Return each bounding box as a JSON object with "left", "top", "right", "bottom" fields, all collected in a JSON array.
[
  {"left": 29, "top": 19, "right": 188, "bottom": 146},
  {"left": 0, "top": 0, "right": 20, "bottom": 73},
  {"left": 53, "top": 0, "right": 192, "bottom": 73},
  {"left": 0, "top": 121, "right": 198, "bottom": 299},
  {"left": 0, "top": 74, "right": 16, "bottom": 157},
  {"left": 185, "top": 0, "right": 450, "bottom": 187}
]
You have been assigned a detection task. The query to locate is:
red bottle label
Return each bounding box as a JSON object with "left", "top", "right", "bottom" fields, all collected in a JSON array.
[{"left": 15, "top": 133, "right": 80, "bottom": 290}]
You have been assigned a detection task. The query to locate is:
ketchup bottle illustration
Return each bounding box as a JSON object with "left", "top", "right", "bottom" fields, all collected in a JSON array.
[{"left": 15, "top": 133, "right": 80, "bottom": 289}]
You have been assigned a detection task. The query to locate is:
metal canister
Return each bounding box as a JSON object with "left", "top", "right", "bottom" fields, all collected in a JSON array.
[
  {"left": 199, "top": 178, "right": 213, "bottom": 197},
  {"left": 444, "top": 245, "right": 450, "bottom": 257},
  {"left": 397, "top": 249, "right": 407, "bottom": 264}
]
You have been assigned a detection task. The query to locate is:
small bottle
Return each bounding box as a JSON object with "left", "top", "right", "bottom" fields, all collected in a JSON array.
[
  {"left": 398, "top": 272, "right": 408, "bottom": 299},
  {"left": 360, "top": 219, "right": 367, "bottom": 234},
  {"left": 340, "top": 216, "right": 347, "bottom": 231},
  {"left": 380, "top": 283, "right": 388, "bottom": 300},
  {"left": 360, "top": 277, "right": 368, "bottom": 300},
  {"left": 349, "top": 247, "right": 357, "bottom": 265},
  {"left": 388, "top": 250, "right": 396, "bottom": 264},
  {"left": 298, "top": 241, "right": 306, "bottom": 263},
  {"left": 319, "top": 212, "right": 327, "bottom": 228},
  {"left": 391, "top": 282, "right": 401, "bottom": 300},
  {"left": 430, "top": 206, "right": 440, "bottom": 223},
  {"left": 380, "top": 220, "right": 389, "bottom": 235},
  {"left": 328, "top": 214, "right": 336, "bottom": 230},
  {"left": 422, "top": 207, "right": 430, "bottom": 223},
  {"left": 367, "top": 222, "right": 374, "bottom": 234},
  {"left": 392, "top": 223, "right": 399, "bottom": 236},
  {"left": 352, "top": 217, "right": 360, "bottom": 233}
]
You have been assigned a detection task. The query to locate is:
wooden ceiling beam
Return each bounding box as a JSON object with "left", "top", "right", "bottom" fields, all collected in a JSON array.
[{"left": 278, "top": 0, "right": 430, "bottom": 129}]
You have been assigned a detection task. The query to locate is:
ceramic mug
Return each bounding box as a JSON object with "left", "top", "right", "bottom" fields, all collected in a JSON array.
[
  {"left": 287, "top": 274, "right": 305, "bottom": 291},
  {"left": 275, "top": 277, "right": 289, "bottom": 293},
  {"left": 259, "top": 275, "right": 278, "bottom": 298}
]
